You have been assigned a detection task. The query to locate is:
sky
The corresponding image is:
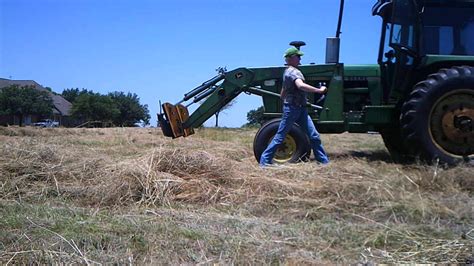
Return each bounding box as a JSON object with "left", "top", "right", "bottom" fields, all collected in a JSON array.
[{"left": 0, "top": 0, "right": 382, "bottom": 127}]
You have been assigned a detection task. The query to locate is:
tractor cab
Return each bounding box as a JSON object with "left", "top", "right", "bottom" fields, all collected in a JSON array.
[
  {"left": 373, "top": 0, "right": 474, "bottom": 102},
  {"left": 374, "top": 0, "right": 474, "bottom": 57},
  {"left": 372, "top": 0, "right": 474, "bottom": 164}
]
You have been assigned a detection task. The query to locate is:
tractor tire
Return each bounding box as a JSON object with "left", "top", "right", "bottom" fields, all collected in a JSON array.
[
  {"left": 253, "top": 118, "right": 311, "bottom": 164},
  {"left": 400, "top": 66, "right": 474, "bottom": 165},
  {"left": 379, "top": 126, "right": 410, "bottom": 163}
]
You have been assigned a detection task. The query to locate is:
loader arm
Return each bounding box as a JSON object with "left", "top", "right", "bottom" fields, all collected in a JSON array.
[
  {"left": 158, "top": 67, "right": 285, "bottom": 138},
  {"left": 158, "top": 64, "right": 340, "bottom": 138},
  {"left": 160, "top": 65, "right": 322, "bottom": 138},
  {"left": 159, "top": 63, "right": 338, "bottom": 139},
  {"left": 184, "top": 68, "right": 256, "bottom": 129}
]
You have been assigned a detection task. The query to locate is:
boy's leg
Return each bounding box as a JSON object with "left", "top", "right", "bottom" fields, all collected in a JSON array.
[
  {"left": 259, "top": 105, "right": 300, "bottom": 165},
  {"left": 297, "top": 111, "right": 329, "bottom": 164}
]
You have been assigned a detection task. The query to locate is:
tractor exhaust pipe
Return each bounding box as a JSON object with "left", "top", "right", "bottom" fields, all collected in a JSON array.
[
  {"left": 326, "top": 0, "right": 344, "bottom": 64},
  {"left": 325, "top": 37, "right": 340, "bottom": 64}
]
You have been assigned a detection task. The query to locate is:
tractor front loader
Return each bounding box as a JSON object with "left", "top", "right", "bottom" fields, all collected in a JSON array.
[{"left": 159, "top": 0, "right": 474, "bottom": 165}]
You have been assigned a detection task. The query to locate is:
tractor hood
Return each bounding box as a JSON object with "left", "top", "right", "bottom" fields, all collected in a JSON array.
[{"left": 343, "top": 65, "right": 380, "bottom": 77}]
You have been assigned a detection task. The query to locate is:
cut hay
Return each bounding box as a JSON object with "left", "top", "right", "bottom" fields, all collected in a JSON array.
[{"left": 0, "top": 127, "right": 472, "bottom": 264}]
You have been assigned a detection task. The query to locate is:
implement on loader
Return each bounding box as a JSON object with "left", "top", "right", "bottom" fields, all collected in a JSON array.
[{"left": 159, "top": 0, "right": 474, "bottom": 165}]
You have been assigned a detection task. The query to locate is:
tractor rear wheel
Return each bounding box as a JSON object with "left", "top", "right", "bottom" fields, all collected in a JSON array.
[
  {"left": 379, "top": 126, "right": 410, "bottom": 163},
  {"left": 253, "top": 118, "right": 310, "bottom": 164},
  {"left": 400, "top": 66, "right": 474, "bottom": 165}
]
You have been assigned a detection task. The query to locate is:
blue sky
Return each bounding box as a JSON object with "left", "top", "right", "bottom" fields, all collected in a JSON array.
[{"left": 0, "top": 0, "right": 382, "bottom": 127}]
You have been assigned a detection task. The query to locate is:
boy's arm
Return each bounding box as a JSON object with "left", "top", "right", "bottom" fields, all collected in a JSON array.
[{"left": 295, "top": 79, "right": 327, "bottom": 94}]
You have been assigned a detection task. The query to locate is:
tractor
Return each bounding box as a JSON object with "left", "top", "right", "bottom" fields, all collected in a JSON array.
[{"left": 158, "top": 0, "right": 474, "bottom": 165}]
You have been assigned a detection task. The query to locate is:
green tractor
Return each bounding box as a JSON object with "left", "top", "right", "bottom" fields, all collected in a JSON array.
[{"left": 158, "top": 0, "right": 474, "bottom": 165}]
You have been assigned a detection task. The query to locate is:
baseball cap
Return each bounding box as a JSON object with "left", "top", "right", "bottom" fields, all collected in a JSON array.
[{"left": 284, "top": 47, "right": 304, "bottom": 58}]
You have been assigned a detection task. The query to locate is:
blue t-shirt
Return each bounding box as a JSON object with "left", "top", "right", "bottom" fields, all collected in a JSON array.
[{"left": 281, "top": 66, "right": 306, "bottom": 106}]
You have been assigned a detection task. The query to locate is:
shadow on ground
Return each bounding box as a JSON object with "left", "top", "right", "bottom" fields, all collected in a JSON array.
[{"left": 329, "top": 149, "right": 394, "bottom": 163}]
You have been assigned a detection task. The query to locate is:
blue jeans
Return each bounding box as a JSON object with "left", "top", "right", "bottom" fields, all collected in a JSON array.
[{"left": 259, "top": 104, "right": 329, "bottom": 165}]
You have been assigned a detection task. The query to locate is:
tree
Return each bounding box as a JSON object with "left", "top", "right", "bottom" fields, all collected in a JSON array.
[
  {"left": 61, "top": 88, "right": 93, "bottom": 103},
  {"left": 70, "top": 93, "right": 120, "bottom": 123},
  {"left": 214, "top": 98, "right": 236, "bottom": 127},
  {"left": 65, "top": 88, "right": 150, "bottom": 127},
  {"left": 108, "top": 91, "right": 150, "bottom": 127},
  {"left": 0, "top": 85, "right": 53, "bottom": 126},
  {"left": 244, "top": 106, "right": 265, "bottom": 127}
]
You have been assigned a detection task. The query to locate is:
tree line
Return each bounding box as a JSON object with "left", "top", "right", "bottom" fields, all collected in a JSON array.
[
  {"left": 1, "top": 84, "right": 267, "bottom": 128},
  {"left": 0, "top": 85, "right": 53, "bottom": 126},
  {"left": 62, "top": 88, "right": 150, "bottom": 127},
  {"left": 0, "top": 85, "right": 150, "bottom": 127}
]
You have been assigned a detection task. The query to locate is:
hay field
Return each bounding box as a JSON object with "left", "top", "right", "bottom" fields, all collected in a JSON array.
[{"left": 0, "top": 126, "right": 472, "bottom": 264}]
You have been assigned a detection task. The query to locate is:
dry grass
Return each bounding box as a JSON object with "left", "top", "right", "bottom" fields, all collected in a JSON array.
[{"left": 0, "top": 126, "right": 472, "bottom": 264}]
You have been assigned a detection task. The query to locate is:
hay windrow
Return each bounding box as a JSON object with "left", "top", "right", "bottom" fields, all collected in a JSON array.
[
  {"left": 0, "top": 137, "right": 237, "bottom": 206},
  {"left": 90, "top": 148, "right": 237, "bottom": 206}
]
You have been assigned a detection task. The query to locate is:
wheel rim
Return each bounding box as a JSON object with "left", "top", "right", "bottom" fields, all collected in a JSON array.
[
  {"left": 429, "top": 89, "right": 474, "bottom": 157},
  {"left": 271, "top": 135, "right": 297, "bottom": 163}
]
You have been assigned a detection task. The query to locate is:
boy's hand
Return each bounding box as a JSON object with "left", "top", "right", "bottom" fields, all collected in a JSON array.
[{"left": 319, "top": 86, "right": 328, "bottom": 94}]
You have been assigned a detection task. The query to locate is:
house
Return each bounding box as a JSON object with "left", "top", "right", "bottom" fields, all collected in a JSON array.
[{"left": 0, "top": 78, "right": 73, "bottom": 126}]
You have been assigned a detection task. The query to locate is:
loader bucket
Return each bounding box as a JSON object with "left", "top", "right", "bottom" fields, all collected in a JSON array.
[
  {"left": 159, "top": 103, "right": 194, "bottom": 138},
  {"left": 176, "top": 104, "right": 195, "bottom": 137},
  {"left": 158, "top": 112, "right": 174, "bottom": 137}
]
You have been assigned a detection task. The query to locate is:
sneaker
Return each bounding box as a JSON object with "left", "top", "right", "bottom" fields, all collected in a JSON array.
[
  {"left": 259, "top": 163, "right": 274, "bottom": 168},
  {"left": 260, "top": 163, "right": 288, "bottom": 169},
  {"left": 316, "top": 161, "right": 330, "bottom": 166},
  {"left": 316, "top": 159, "right": 330, "bottom": 165}
]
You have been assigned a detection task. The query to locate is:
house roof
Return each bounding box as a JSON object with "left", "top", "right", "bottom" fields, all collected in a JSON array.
[{"left": 0, "top": 78, "right": 72, "bottom": 116}]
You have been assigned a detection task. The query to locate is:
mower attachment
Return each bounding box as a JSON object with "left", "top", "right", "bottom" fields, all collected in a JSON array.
[{"left": 158, "top": 103, "right": 194, "bottom": 138}]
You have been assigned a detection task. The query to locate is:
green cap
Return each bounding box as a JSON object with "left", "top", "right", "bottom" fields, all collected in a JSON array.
[{"left": 284, "top": 47, "right": 304, "bottom": 58}]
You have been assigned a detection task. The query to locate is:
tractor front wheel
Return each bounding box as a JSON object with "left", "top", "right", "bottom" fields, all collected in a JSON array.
[
  {"left": 400, "top": 66, "right": 474, "bottom": 165},
  {"left": 253, "top": 119, "right": 310, "bottom": 164}
]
